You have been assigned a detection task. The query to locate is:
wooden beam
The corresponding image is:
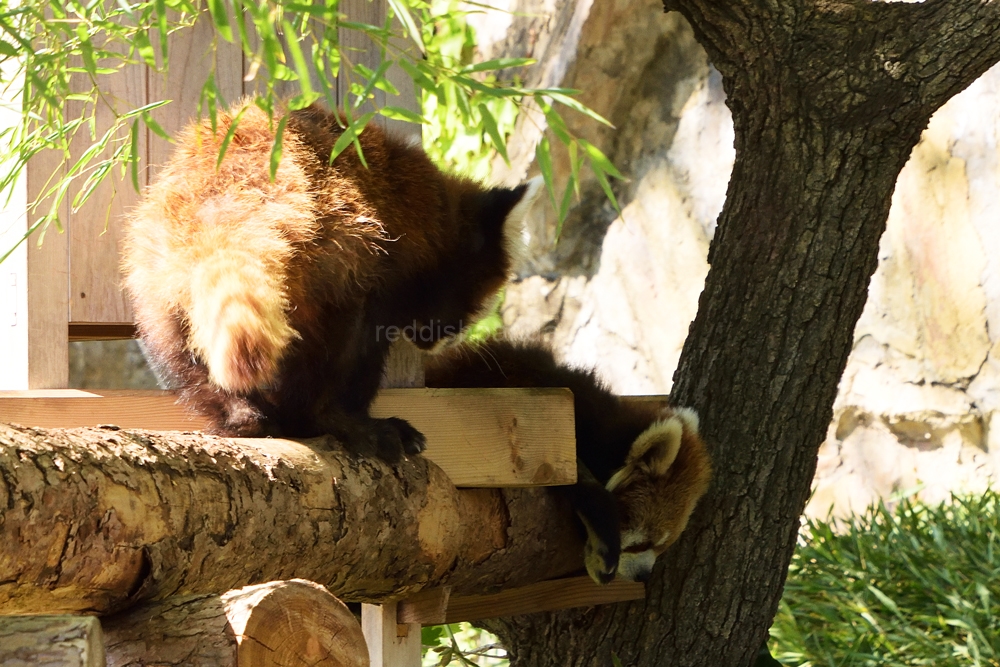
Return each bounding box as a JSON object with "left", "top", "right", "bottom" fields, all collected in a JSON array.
[
  {"left": 0, "top": 616, "right": 105, "bottom": 667},
  {"left": 0, "top": 387, "right": 575, "bottom": 488},
  {"left": 68, "top": 323, "right": 137, "bottom": 341},
  {"left": 397, "top": 576, "right": 646, "bottom": 625}
]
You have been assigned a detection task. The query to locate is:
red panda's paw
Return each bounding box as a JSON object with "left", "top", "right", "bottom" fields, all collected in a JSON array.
[
  {"left": 581, "top": 518, "right": 619, "bottom": 585},
  {"left": 368, "top": 417, "right": 427, "bottom": 463}
]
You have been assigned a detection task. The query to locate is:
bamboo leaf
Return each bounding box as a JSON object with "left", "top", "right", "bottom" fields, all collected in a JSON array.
[
  {"left": 535, "top": 135, "right": 557, "bottom": 212},
  {"left": 578, "top": 138, "right": 625, "bottom": 180},
  {"left": 142, "top": 111, "right": 172, "bottom": 142},
  {"left": 378, "top": 105, "right": 425, "bottom": 124},
  {"left": 547, "top": 91, "right": 613, "bottom": 127},
  {"left": 478, "top": 103, "right": 508, "bottom": 165},
  {"left": 461, "top": 57, "right": 534, "bottom": 73},
  {"left": 330, "top": 111, "right": 375, "bottom": 162},
  {"left": 129, "top": 118, "right": 140, "bottom": 192},
  {"left": 268, "top": 113, "right": 289, "bottom": 180},
  {"left": 207, "top": 0, "right": 233, "bottom": 42},
  {"left": 386, "top": 0, "right": 424, "bottom": 54},
  {"left": 133, "top": 30, "right": 157, "bottom": 68},
  {"left": 282, "top": 19, "right": 313, "bottom": 97},
  {"left": 217, "top": 105, "right": 247, "bottom": 169}
]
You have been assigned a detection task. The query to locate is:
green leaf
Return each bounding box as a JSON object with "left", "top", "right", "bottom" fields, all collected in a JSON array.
[
  {"left": 547, "top": 91, "right": 614, "bottom": 127},
  {"left": 590, "top": 160, "right": 621, "bottom": 215},
  {"left": 461, "top": 57, "right": 534, "bottom": 73},
  {"left": 557, "top": 179, "right": 574, "bottom": 228},
  {"left": 282, "top": 19, "right": 313, "bottom": 97},
  {"left": 155, "top": 0, "right": 169, "bottom": 64},
  {"left": 351, "top": 59, "right": 392, "bottom": 110},
  {"left": 141, "top": 111, "right": 172, "bottom": 142},
  {"left": 478, "top": 103, "right": 508, "bottom": 165},
  {"left": 536, "top": 135, "right": 557, "bottom": 212},
  {"left": 133, "top": 30, "right": 157, "bottom": 68},
  {"left": 386, "top": 0, "right": 425, "bottom": 54},
  {"left": 378, "top": 106, "right": 425, "bottom": 124},
  {"left": 330, "top": 111, "right": 375, "bottom": 162},
  {"left": 207, "top": 0, "right": 233, "bottom": 42},
  {"left": 129, "top": 118, "right": 141, "bottom": 192},
  {"left": 578, "top": 138, "right": 625, "bottom": 180},
  {"left": 217, "top": 106, "right": 247, "bottom": 169},
  {"left": 269, "top": 113, "right": 289, "bottom": 181}
]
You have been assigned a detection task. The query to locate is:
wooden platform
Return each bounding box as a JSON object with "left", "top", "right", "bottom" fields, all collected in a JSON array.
[
  {"left": 396, "top": 576, "right": 646, "bottom": 624},
  {"left": 0, "top": 388, "right": 576, "bottom": 488}
]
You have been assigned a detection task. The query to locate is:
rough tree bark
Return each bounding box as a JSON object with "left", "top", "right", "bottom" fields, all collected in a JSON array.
[
  {"left": 486, "top": 2, "right": 1000, "bottom": 666},
  {"left": 0, "top": 423, "right": 580, "bottom": 615}
]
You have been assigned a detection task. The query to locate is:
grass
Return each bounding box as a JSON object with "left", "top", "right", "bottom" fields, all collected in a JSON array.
[{"left": 770, "top": 491, "right": 1000, "bottom": 667}]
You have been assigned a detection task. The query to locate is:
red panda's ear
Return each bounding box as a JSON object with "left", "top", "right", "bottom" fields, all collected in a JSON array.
[{"left": 627, "top": 418, "right": 683, "bottom": 477}]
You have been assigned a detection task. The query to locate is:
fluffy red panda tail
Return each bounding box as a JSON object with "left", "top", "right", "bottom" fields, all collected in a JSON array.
[{"left": 187, "top": 247, "right": 298, "bottom": 394}]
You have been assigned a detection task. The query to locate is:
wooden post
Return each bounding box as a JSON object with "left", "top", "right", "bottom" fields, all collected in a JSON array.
[
  {"left": 0, "top": 61, "right": 69, "bottom": 390},
  {"left": 361, "top": 602, "right": 420, "bottom": 667},
  {"left": 0, "top": 616, "right": 105, "bottom": 667}
]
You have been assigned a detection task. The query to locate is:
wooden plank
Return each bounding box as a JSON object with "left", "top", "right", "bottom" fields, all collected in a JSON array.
[
  {"left": 148, "top": 12, "right": 245, "bottom": 175},
  {"left": 397, "top": 577, "right": 646, "bottom": 625},
  {"left": 0, "top": 615, "right": 105, "bottom": 667},
  {"left": 339, "top": 0, "right": 386, "bottom": 117},
  {"left": 66, "top": 61, "right": 145, "bottom": 326},
  {"left": 0, "top": 388, "right": 577, "bottom": 488}
]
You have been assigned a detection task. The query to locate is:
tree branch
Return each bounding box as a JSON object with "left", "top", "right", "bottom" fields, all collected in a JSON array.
[
  {"left": 0, "top": 423, "right": 582, "bottom": 616},
  {"left": 906, "top": 0, "right": 1000, "bottom": 108}
]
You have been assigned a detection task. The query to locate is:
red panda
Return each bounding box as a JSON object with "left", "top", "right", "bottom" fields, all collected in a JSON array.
[
  {"left": 122, "top": 100, "right": 541, "bottom": 461},
  {"left": 424, "top": 338, "right": 712, "bottom": 583}
]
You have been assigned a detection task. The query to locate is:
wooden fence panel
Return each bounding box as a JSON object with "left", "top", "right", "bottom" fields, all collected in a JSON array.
[{"left": 67, "top": 62, "right": 146, "bottom": 326}]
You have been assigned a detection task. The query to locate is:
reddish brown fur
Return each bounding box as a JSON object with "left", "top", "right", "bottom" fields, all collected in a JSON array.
[
  {"left": 123, "top": 101, "right": 539, "bottom": 460},
  {"left": 426, "top": 338, "right": 712, "bottom": 581}
]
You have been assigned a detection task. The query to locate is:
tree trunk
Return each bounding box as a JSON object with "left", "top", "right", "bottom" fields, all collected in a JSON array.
[
  {"left": 102, "top": 579, "right": 368, "bottom": 667},
  {"left": 0, "top": 422, "right": 581, "bottom": 615},
  {"left": 486, "top": 1, "right": 1000, "bottom": 665}
]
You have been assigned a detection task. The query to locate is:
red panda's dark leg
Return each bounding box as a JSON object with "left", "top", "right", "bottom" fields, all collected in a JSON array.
[
  {"left": 137, "top": 307, "right": 274, "bottom": 436},
  {"left": 554, "top": 461, "right": 622, "bottom": 585}
]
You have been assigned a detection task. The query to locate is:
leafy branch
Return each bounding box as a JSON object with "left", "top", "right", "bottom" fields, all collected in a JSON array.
[{"left": 0, "top": 0, "right": 622, "bottom": 263}]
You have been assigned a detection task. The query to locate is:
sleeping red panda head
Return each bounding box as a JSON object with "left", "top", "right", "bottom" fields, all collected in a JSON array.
[{"left": 606, "top": 407, "right": 712, "bottom": 581}]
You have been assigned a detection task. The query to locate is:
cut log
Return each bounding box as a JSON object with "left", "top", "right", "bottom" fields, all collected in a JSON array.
[
  {"left": 0, "top": 615, "right": 105, "bottom": 667},
  {"left": 0, "top": 388, "right": 576, "bottom": 487},
  {"left": 102, "top": 579, "right": 368, "bottom": 667},
  {"left": 0, "top": 423, "right": 582, "bottom": 616}
]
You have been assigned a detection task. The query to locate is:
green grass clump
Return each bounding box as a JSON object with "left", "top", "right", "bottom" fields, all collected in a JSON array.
[{"left": 770, "top": 491, "right": 1000, "bottom": 667}]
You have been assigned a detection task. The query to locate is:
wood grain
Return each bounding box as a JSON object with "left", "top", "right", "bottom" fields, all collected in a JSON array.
[
  {"left": 362, "top": 603, "right": 419, "bottom": 667},
  {"left": 0, "top": 616, "right": 104, "bottom": 667},
  {"left": 67, "top": 61, "right": 145, "bottom": 325},
  {"left": 0, "top": 387, "right": 577, "bottom": 488},
  {"left": 397, "top": 577, "right": 646, "bottom": 624},
  {"left": 24, "top": 147, "right": 69, "bottom": 388},
  {"left": 148, "top": 11, "right": 245, "bottom": 175},
  {"left": 104, "top": 580, "right": 369, "bottom": 667}
]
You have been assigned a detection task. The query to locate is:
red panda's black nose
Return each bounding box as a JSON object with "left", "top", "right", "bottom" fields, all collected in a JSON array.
[{"left": 634, "top": 568, "right": 653, "bottom": 583}]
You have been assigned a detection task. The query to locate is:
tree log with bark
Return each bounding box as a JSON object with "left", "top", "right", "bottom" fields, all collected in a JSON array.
[
  {"left": 479, "top": 1, "right": 1000, "bottom": 665},
  {"left": 0, "top": 422, "right": 581, "bottom": 615}
]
